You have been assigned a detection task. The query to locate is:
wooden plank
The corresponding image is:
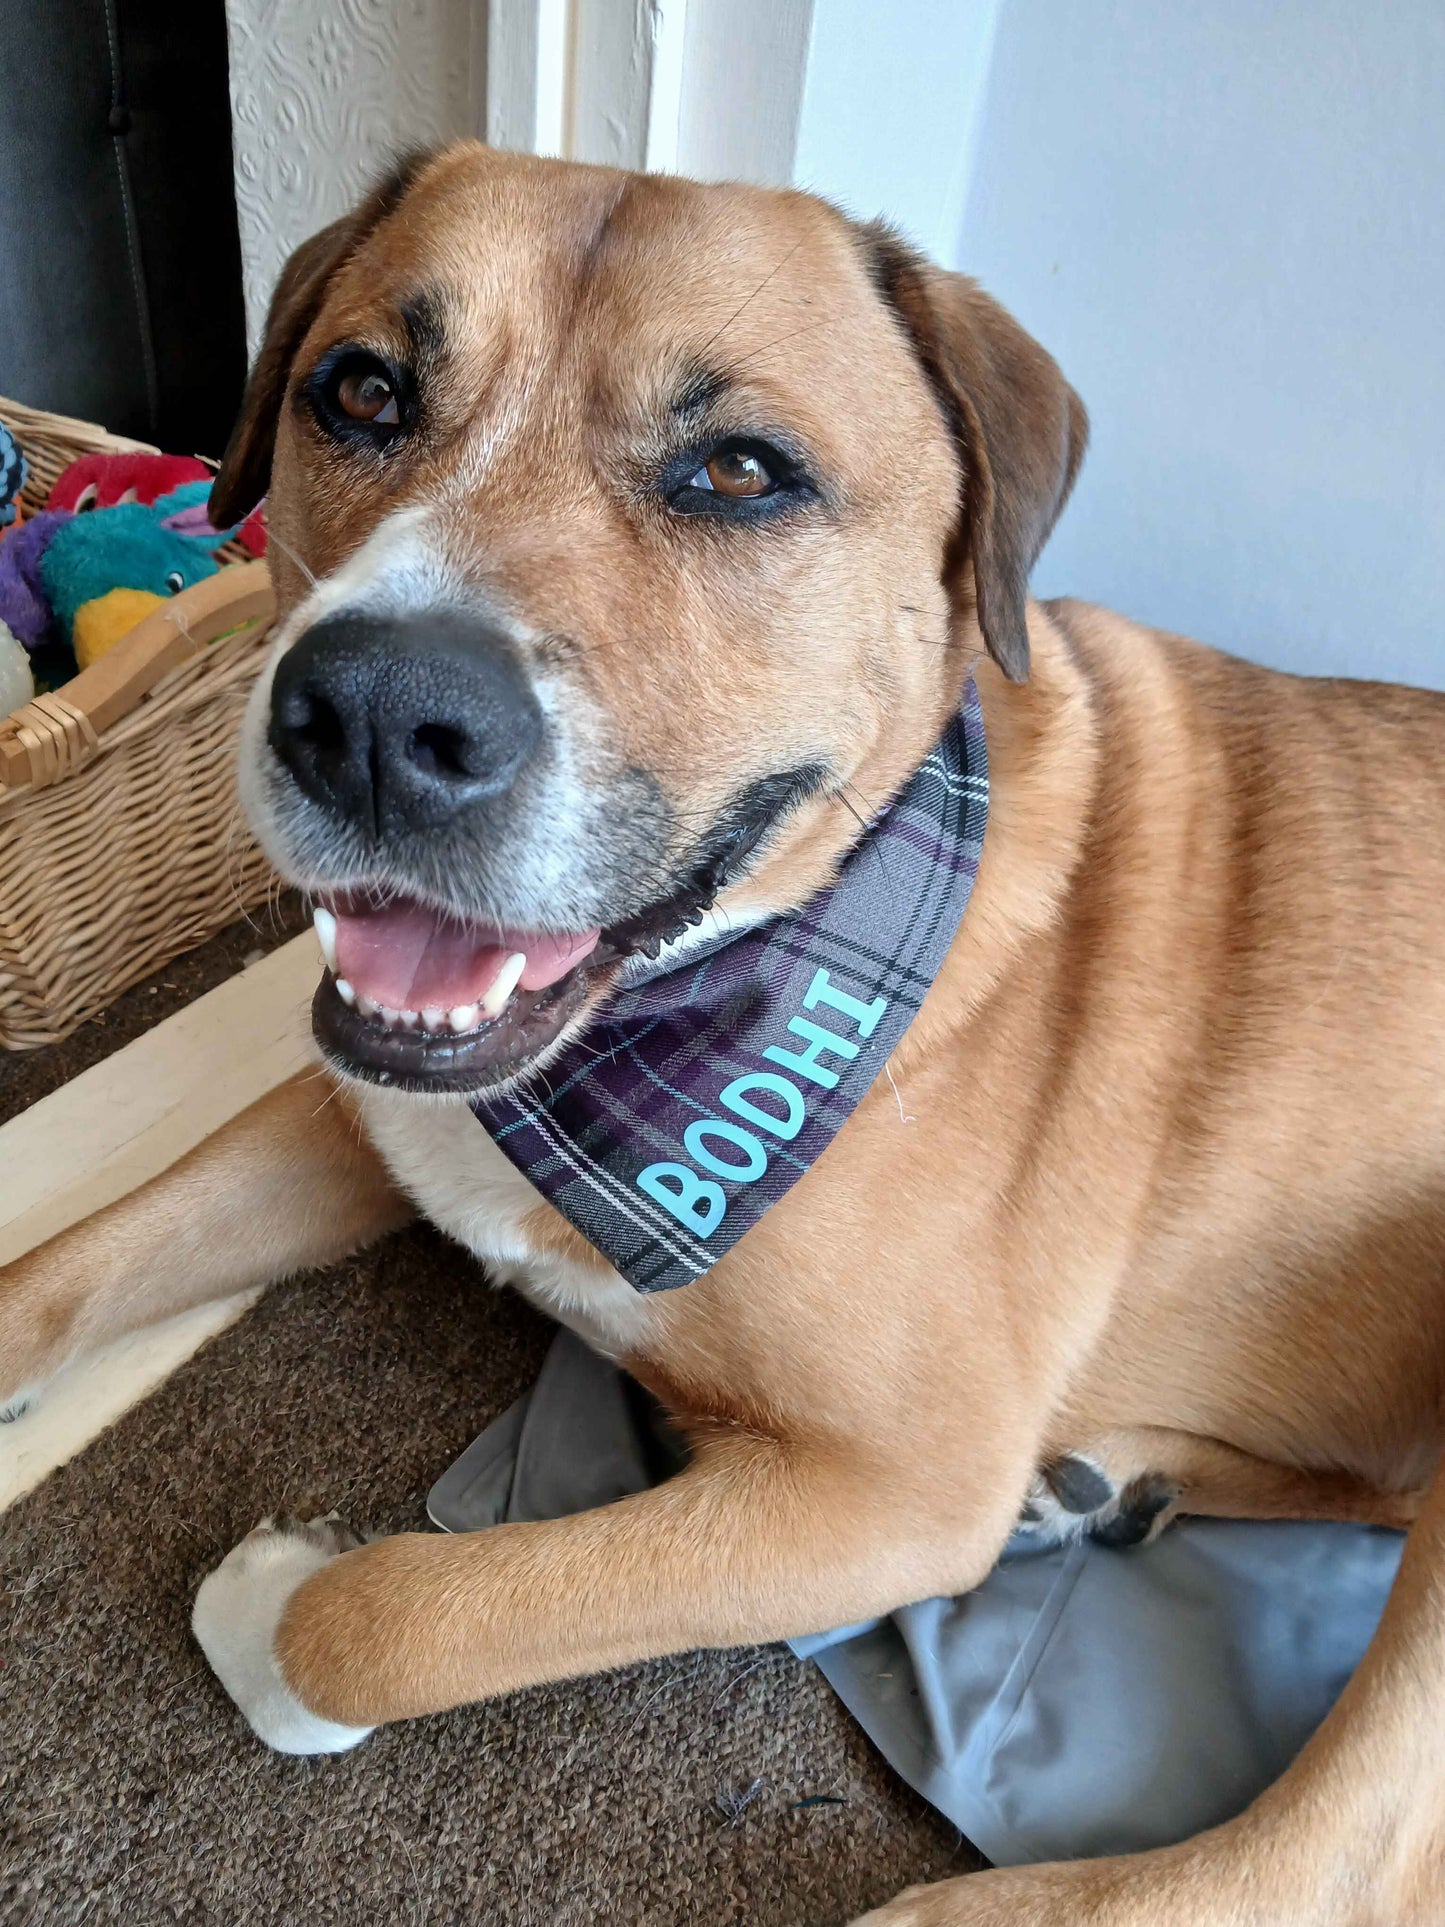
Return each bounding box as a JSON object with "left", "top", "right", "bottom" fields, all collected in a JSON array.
[
  {"left": 0, "top": 930, "right": 321, "bottom": 1509},
  {"left": 570, "top": 0, "right": 654, "bottom": 171},
  {"left": 487, "top": 0, "right": 574, "bottom": 157},
  {"left": 0, "top": 929, "right": 319, "bottom": 1261},
  {"left": 644, "top": 0, "right": 689, "bottom": 173}
]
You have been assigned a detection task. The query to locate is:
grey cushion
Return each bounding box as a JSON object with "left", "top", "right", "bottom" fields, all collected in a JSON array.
[{"left": 430, "top": 1328, "right": 1402, "bottom": 1867}]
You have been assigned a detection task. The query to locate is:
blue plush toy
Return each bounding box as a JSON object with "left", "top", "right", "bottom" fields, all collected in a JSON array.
[
  {"left": 0, "top": 420, "right": 25, "bottom": 529},
  {"left": 38, "top": 480, "right": 235, "bottom": 667}
]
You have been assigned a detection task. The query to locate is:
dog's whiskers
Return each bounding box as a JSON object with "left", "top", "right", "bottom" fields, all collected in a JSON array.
[
  {"left": 264, "top": 525, "right": 318, "bottom": 590},
  {"left": 694, "top": 239, "right": 805, "bottom": 360}
]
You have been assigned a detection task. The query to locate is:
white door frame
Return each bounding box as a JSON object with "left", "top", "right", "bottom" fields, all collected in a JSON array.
[{"left": 484, "top": 0, "right": 816, "bottom": 184}]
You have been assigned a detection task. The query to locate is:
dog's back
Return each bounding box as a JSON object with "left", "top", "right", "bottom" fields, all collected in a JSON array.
[{"left": 1027, "top": 598, "right": 1445, "bottom": 1490}]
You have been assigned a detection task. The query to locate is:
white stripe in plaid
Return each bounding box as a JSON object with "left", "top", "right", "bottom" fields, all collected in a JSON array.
[{"left": 473, "top": 680, "right": 988, "bottom": 1292}]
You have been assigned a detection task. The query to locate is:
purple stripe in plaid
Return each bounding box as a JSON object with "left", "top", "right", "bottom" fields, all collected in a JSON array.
[{"left": 473, "top": 680, "right": 988, "bottom": 1292}]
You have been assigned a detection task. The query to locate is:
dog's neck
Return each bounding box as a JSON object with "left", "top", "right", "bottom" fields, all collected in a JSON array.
[
  {"left": 896, "top": 600, "right": 1102, "bottom": 1070},
  {"left": 690, "top": 598, "right": 1099, "bottom": 1078}
]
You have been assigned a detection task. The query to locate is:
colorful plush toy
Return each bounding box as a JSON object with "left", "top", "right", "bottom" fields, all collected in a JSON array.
[
  {"left": 234, "top": 500, "right": 268, "bottom": 558},
  {"left": 0, "top": 421, "right": 25, "bottom": 530},
  {"left": 0, "top": 449, "right": 257, "bottom": 682},
  {"left": 47, "top": 449, "right": 269, "bottom": 560},
  {"left": 47, "top": 450, "right": 210, "bottom": 515},
  {"left": 40, "top": 480, "right": 236, "bottom": 668},
  {"left": 0, "top": 509, "right": 71, "bottom": 650}
]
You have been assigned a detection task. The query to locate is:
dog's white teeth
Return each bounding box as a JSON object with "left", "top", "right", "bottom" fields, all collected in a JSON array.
[
  {"left": 312, "top": 906, "right": 338, "bottom": 973},
  {"left": 402, "top": 969, "right": 527, "bottom": 1037},
  {"left": 346, "top": 1001, "right": 419, "bottom": 1033},
  {"left": 480, "top": 952, "right": 527, "bottom": 1020},
  {"left": 334, "top": 978, "right": 356, "bottom": 1007}
]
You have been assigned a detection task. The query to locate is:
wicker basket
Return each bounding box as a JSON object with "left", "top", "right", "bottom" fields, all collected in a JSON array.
[{"left": 0, "top": 397, "right": 282, "bottom": 1050}]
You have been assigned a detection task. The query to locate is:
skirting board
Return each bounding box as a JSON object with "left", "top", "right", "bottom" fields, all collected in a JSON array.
[{"left": 0, "top": 931, "right": 320, "bottom": 1510}]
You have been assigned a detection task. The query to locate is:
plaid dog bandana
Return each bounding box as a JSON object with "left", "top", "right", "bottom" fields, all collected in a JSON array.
[{"left": 472, "top": 681, "right": 988, "bottom": 1292}]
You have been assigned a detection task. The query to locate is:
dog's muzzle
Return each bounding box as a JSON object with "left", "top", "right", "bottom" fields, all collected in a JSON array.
[{"left": 257, "top": 607, "right": 823, "bottom": 1097}]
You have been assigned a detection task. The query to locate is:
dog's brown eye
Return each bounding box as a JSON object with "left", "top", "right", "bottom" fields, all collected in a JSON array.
[
  {"left": 700, "top": 449, "right": 773, "bottom": 497},
  {"left": 668, "top": 436, "right": 807, "bottom": 517},
  {"left": 336, "top": 369, "right": 399, "bottom": 426}
]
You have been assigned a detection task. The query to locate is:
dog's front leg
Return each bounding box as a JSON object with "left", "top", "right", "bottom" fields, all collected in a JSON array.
[
  {"left": 0, "top": 1070, "right": 412, "bottom": 1415},
  {"left": 193, "top": 1427, "right": 1022, "bottom": 1754}
]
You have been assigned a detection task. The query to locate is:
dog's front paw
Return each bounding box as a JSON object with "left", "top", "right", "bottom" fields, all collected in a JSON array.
[
  {"left": 0, "top": 1381, "right": 44, "bottom": 1423},
  {"left": 193, "top": 1514, "right": 376, "bottom": 1755}
]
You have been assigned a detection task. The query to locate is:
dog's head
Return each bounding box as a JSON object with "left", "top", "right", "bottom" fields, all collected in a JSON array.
[{"left": 221, "top": 143, "right": 1085, "bottom": 1096}]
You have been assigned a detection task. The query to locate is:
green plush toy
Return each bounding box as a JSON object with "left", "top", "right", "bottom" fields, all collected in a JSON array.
[{"left": 38, "top": 481, "right": 234, "bottom": 668}]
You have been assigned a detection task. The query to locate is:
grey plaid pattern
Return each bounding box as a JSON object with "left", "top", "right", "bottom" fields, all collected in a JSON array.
[{"left": 473, "top": 681, "right": 988, "bottom": 1292}]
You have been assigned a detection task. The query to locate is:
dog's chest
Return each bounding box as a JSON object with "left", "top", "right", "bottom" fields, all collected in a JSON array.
[{"left": 355, "top": 1087, "right": 654, "bottom": 1358}]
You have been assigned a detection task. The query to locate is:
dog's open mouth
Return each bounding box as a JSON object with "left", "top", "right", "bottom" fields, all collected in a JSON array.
[
  {"left": 312, "top": 894, "right": 601, "bottom": 1087},
  {"left": 310, "top": 877, "right": 716, "bottom": 1093},
  {"left": 306, "top": 762, "right": 830, "bottom": 1094}
]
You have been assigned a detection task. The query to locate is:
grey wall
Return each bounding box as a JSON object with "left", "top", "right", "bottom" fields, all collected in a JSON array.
[{"left": 949, "top": 0, "right": 1444, "bottom": 686}]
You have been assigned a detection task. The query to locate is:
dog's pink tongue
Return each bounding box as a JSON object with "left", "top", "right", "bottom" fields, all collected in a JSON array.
[{"left": 327, "top": 897, "right": 599, "bottom": 1010}]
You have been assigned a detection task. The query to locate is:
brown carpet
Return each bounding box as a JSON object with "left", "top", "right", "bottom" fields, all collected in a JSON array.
[{"left": 0, "top": 922, "right": 980, "bottom": 1926}]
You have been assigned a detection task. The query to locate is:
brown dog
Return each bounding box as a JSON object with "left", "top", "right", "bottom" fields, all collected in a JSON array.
[{"left": 4, "top": 142, "right": 1444, "bottom": 1923}]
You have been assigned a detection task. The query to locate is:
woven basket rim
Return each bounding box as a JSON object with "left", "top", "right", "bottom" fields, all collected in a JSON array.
[
  {"left": 0, "top": 391, "right": 159, "bottom": 461},
  {"left": 0, "top": 616, "right": 274, "bottom": 820}
]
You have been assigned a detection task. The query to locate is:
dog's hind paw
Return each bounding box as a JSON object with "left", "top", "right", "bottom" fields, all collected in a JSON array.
[
  {"left": 192, "top": 1512, "right": 374, "bottom": 1755},
  {"left": 1088, "top": 1473, "right": 1180, "bottom": 1547},
  {"left": 1021, "top": 1453, "right": 1179, "bottom": 1550}
]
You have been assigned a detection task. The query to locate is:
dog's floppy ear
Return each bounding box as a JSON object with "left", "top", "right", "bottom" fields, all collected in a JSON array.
[
  {"left": 209, "top": 150, "right": 436, "bottom": 528},
  {"left": 862, "top": 225, "right": 1087, "bottom": 682}
]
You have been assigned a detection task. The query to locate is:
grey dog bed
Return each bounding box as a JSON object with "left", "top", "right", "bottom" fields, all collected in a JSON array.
[{"left": 430, "top": 1329, "right": 1403, "bottom": 1868}]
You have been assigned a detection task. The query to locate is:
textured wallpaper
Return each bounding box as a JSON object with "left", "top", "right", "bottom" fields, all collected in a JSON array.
[{"left": 224, "top": 0, "right": 484, "bottom": 357}]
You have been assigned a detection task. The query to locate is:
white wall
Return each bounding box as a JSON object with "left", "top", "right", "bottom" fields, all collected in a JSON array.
[
  {"left": 796, "top": 1, "right": 1445, "bottom": 690},
  {"left": 224, "top": 0, "right": 815, "bottom": 349},
  {"left": 795, "top": 0, "right": 999, "bottom": 263},
  {"left": 225, "top": 0, "right": 484, "bottom": 357}
]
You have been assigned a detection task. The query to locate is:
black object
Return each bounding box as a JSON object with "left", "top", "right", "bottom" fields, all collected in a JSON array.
[
  {"left": 0, "top": 0, "right": 248, "bottom": 455},
  {"left": 269, "top": 613, "right": 547, "bottom": 835}
]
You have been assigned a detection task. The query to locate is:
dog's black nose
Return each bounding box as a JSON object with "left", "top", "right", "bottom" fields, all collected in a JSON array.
[{"left": 268, "top": 611, "right": 543, "bottom": 833}]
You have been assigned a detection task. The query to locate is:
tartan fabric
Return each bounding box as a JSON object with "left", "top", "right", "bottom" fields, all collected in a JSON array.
[{"left": 472, "top": 681, "right": 988, "bottom": 1292}]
